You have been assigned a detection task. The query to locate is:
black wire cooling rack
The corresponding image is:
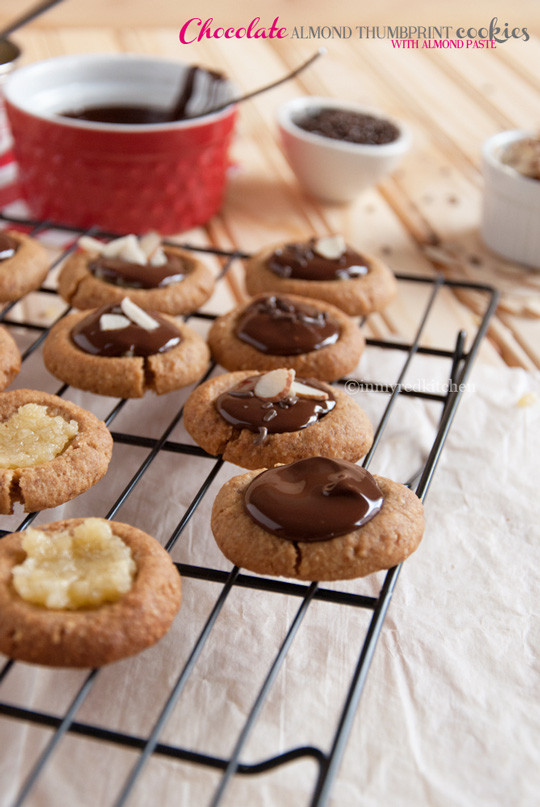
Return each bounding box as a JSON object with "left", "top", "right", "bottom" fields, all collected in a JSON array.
[{"left": 0, "top": 212, "right": 499, "bottom": 807}]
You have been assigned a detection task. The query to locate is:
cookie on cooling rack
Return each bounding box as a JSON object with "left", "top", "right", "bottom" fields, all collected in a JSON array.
[
  {"left": 0, "top": 517, "right": 182, "bottom": 667},
  {"left": 244, "top": 234, "right": 397, "bottom": 316},
  {"left": 42, "top": 297, "right": 211, "bottom": 398},
  {"left": 0, "top": 326, "right": 21, "bottom": 390},
  {"left": 211, "top": 457, "right": 425, "bottom": 581},
  {"left": 208, "top": 293, "right": 364, "bottom": 382},
  {"left": 183, "top": 368, "right": 373, "bottom": 469},
  {"left": 0, "top": 389, "right": 113, "bottom": 514},
  {"left": 0, "top": 229, "right": 50, "bottom": 302},
  {"left": 57, "top": 233, "right": 215, "bottom": 315}
]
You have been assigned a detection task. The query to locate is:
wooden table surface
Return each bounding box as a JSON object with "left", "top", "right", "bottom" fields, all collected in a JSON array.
[{"left": 1, "top": 1, "right": 539, "bottom": 371}]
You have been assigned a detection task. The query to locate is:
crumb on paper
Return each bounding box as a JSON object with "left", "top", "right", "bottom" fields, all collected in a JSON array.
[{"left": 516, "top": 392, "right": 538, "bottom": 408}]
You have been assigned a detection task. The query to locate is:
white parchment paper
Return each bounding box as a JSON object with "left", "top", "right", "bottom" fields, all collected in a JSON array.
[{"left": 1, "top": 355, "right": 539, "bottom": 807}]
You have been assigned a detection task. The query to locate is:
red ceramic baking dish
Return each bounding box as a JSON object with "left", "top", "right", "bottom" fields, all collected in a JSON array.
[{"left": 3, "top": 54, "right": 237, "bottom": 234}]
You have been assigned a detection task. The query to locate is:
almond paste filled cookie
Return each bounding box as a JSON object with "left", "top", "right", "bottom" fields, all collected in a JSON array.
[
  {"left": 57, "top": 233, "right": 215, "bottom": 315},
  {"left": 43, "top": 297, "right": 210, "bottom": 398},
  {"left": 184, "top": 368, "right": 373, "bottom": 469},
  {"left": 244, "top": 234, "right": 397, "bottom": 316},
  {"left": 208, "top": 293, "right": 364, "bottom": 382},
  {"left": 211, "top": 457, "right": 425, "bottom": 581},
  {"left": 0, "top": 229, "right": 50, "bottom": 302},
  {"left": 0, "top": 517, "right": 182, "bottom": 667},
  {"left": 0, "top": 389, "right": 113, "bottom": 514},
  {"left": 0, "top": 326, "right": 21, "bottom": 390}
]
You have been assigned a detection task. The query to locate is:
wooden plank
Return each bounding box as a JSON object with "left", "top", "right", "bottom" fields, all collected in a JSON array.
[
  {"left": 3, "top": 27, "right": 537, "bottom": 368},
  {"left": 434, "top": 39, "right": 540, "bottom": 131}
]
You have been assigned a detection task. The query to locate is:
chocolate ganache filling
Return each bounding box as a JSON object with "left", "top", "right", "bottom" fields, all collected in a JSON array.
[
  {"left": 61, "top": 66, "right": 228, "bottom": 124},
  {"left": 236, "top": 296, "right": 340, "bottom": 355},
  {"left": 267, "top": 238, "right": 369, "bottom": 281},
  {"left": 71, "top": 304, "right": 181, "bottom": 357},
  {"left": 0, "top": 232, "right": 19, "bottom": 262},
  {"left": 244, "top": 457, "right": 384, "bottom": 542},
  {"left": 89, "top": 250, "right": 190, "bottom": 290},
  {"left": 216, "top": 375, "right": 335, "bottom": 434}
]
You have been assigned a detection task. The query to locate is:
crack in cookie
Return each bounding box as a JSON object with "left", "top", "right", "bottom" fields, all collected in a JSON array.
[
  {"left": 43, "top": 303, "right": 210, "bottom": 398},
  {"left": 184, "top": 369, "right": 373, "bottom": 470},
  {"left": 211, "top": 462, "right": 424, "bottom": 581}
]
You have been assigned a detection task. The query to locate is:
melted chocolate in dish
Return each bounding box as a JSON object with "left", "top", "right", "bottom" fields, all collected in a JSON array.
[
  {"left": 0, "top": 232, "right": 19, "bottom": 262},
  {"left": 295, "top": 108, "right": 400, "bottom": 145},
  {"left": 63, "top": 105, "right": 172, "bottom": 124},
  {"left": 216, "top": 375, "right": 335, "bottom": 435},
  {"left": 244, "top": 457, "right": 384, "bottom": 542},
  {"left": 89, "top": 250, "right": 190, "bottom": 290},
  {"left": 236, "top": 296, "right": 340, "bottom": 355},
  {"left": 71, "top": 304, "right": 181, "bottom": 357},
  {"left": 267, "top": 238, "right": 369, "bottom": 281},
  {"left": 62, "top": 66, "right": 227, "bottom": 123}
]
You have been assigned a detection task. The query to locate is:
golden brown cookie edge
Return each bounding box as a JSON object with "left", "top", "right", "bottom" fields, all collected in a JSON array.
[
  {"left": 0, "top": 326, "right": 21, "bottom": 391},
  {"left": 211, "top": 470, "right": 424, "bottom": 581},
  {"left": 43, "top": 312, "right": 210, "bottom": 398},
  {"left": 244, "top": 242, "right": 397, "bottom": 316},
  {"left": 0, "top": 230, "right": 50, "bottom": 303},
  {"left": 0, "top": 389, "right": 113, "bottom": 514},
  {"left": 207, "top": 293, "right": 365, "bottom": 382},
  {"left": 0, "top": 518, "right": 182, "bottom": 667},
  {"left": 185, "top": 370, "right": 373, "bottom": 469},
  {"left": 57, "top": 244, "right": 215, "bottom": 314}
]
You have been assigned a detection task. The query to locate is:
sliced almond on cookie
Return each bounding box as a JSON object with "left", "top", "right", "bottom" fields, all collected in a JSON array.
[
  {"left": 101, "top": 235, "right": 131, "bottom": 259},
  {"left": 254, "top": 368, "right": 295, "bottom": 401},
  {"left": 99, "top": 313, "right": 131, "bottom": 331},
  {"left": 314, "top": 234, "right": 347, "bottom": 260},
  {"left": 139, "top": 232, "right": 162, "bottom": 257},
  {"left": 120, "top": 298, "right": 159, "bottom": 331},
  {"left": 118, "top": 237, "right": 148, "bottom": 266},
  {"left": 149, "top": 247, "right": 167, "bottom": 267},
  {"left": 102, "top": 234, "right": 147, "bottom": 265},
  {"left": 139, "top": 232, "right": 168, "bottom": 267},
  {"left": 290, "top": 380, "right": 329, "bottom": 400},
  {"left": 78, "top": 235, "right": 106, "bottom": 254}
]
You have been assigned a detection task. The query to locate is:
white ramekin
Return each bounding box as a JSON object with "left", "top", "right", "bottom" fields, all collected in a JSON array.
[
  {"left": 277, "top": 96, "right": 411, "bottom": 203},
  {"left": 481, "top": 130, "right": 540, "bottom": 270}
]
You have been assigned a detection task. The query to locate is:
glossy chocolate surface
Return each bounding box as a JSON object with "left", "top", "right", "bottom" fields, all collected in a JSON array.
[
  {"left": 71, "top": 303, "right": 181, "bottom": 357},
  {"left": 89, "top": 249, "right": 190, "bottom": 289},
  {"left": 236, "top": 295, "right": 340, "bottom": 355},
  {"left": 62, "top": 104, "right": 172, "bottom": 124},
  {"left": 216, "top": 375, "right": 335, "bottom": 435},
  {"left": 244, "top": 457, "right": 383, "bottom": 542},
  {"left": 267, "top": 239, "right": 370, "bottom": 281},
  {"left": 0, "top": 232, "right": 19, "bottom": 262}
]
